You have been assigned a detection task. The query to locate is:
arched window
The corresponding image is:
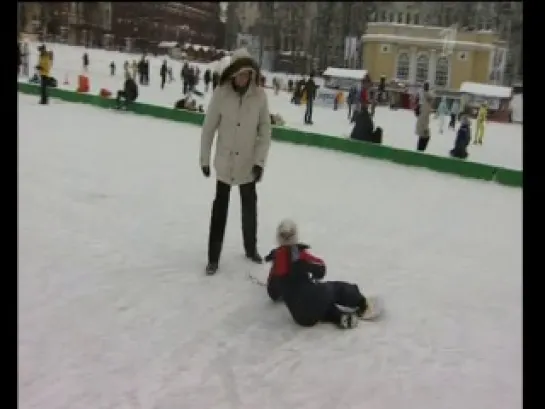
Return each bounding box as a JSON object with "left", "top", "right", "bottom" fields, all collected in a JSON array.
[
  {"left": 435, "top": 56, "right": 449, "bottom": 87},
  {"left": 416, "top": 53, "right": 429, "bottom": 84},
  {"left": 396, "top": 52, "right": 410, "bottom": 80}
]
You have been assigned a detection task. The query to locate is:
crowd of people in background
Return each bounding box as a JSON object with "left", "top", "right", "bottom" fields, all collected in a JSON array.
[{"left": 17, "top": 41, "right": 489, "bottom": 161}]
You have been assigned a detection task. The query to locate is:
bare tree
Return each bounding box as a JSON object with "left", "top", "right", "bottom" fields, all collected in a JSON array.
[{"left": 224, "top": 2, "right": 240, "bottom": 50}]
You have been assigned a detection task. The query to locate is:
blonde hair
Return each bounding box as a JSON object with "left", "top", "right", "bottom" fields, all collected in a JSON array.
[{"left": 276, "top": 219, "right": 298, "bottom": 246}]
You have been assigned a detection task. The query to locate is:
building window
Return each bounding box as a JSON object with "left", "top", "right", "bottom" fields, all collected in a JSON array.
[
  {"left": 398, "top": 13, "right": 403, "bottom": 23},
  {"left": 416, "top": 53, "right": 429, "bottom": 84},
  {"left": 389, "top": 12, "right": 394, "bottom": 22},
  {"left": 435, "top": 56, "right": 449, "bottom": 87},
  {"left": 406, "top": 13, "right": 412, "bottom": 25},
  {"left": 380, "top": 11, "right": 386, "bottom": 22},
  {"left": 414, "top": 13, "right": 420, "bottom": 25},
  {"left": 396, "top": 52, "right": 410, "bottom": 80}
]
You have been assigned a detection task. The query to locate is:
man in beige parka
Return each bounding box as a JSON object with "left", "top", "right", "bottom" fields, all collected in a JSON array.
[
  {"left": 200, "top": 48, "right": 272, "bottom": 275},
  {"left": 415, "top": 82, "right": 434, "bottom": 152}
]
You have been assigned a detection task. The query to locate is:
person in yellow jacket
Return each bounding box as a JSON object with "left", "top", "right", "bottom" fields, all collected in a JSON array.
[
  {"left": 474, "top": 102, "right": 488, "bottom": 144},
  {"left": 37, "top": 45, "right": 51, "bottom": 104}
]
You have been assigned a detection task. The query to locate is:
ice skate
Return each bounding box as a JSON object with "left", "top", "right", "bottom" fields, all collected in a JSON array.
[
  {"left": 245, "top": 252, "right": 263, "bottom": 264},
  {"left": 338, "top": 312, "right": 359, "bottom": 329},
  {"left": 358, "top": 296, "right": 383, "bottom": 321},
  {"left": 205, "top": 262, "right": 218, "bottom": 275}
]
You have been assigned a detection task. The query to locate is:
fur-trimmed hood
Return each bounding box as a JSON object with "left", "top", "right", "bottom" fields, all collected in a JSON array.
[{"left": 219, "top": 48, "right": 261, "bottom": 86}]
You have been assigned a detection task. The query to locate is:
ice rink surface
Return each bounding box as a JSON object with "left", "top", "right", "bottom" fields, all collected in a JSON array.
[{"left": 19, "top": 94, "right": 521, "bottom": 409}]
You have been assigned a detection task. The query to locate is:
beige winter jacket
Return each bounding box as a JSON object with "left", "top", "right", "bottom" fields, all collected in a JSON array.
[
  {"left": 200, "top": 49, "right": 272, "bottom": 186},
  {"left": 415, "top": 91, "right": 434, "bottom": 138}
]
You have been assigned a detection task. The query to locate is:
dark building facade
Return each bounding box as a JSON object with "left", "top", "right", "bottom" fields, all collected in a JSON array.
[
  {"left": 111, "top": 2, "right": 223, "bottom": 51},
  {"left": 20, "top": 3, "right": 113, "bottom": 46}
]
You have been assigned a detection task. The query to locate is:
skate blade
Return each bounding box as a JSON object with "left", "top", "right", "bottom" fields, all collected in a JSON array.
[{"left": 361, "top": 296, "right": 383, "bottom": 321}]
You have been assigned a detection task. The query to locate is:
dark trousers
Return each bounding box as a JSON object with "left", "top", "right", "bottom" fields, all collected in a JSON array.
[
  {"left": 417, "top": 136, "right": 430, "bottom": 152},
  {"left": 448, "top": 113, "right": 456, "bottom": 129},
  {"left": 321, "top": 281, "right": 367, "bottom": 325},
  {"left": 160, "top": 75, "right": 166, "bottom": 89},
  {"left": 208, "top": 180, "right": 258, "bottom": 264},
  {"left": 39, "top": 75, "right": 48, "bottom": 104},
  {"left": 183, "top": 81, "right": 188, "bottom": 94},
  {"left": 304, "top": 99, "right": 313, "bottom": 123}
]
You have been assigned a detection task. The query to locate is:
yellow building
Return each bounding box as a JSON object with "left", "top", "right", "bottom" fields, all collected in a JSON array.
[{"left": 361, "top": 23, "right": 508, "bottom": 90}]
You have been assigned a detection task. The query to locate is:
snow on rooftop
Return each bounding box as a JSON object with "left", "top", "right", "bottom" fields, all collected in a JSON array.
[
  {"left": 182, "top": 43, "right": 212, "bottom": 52},
  {"left": 157, "top": 41, "right": 179, "bottom": 48},
  {"left": 460, "top": 82, "right": 512, "bottom": 99},
  {"left": 361, "top": 33, "right": 495, "bottom": 50},
  {"left": 323, "top": 67, "right": 368, "bottom": 80}
]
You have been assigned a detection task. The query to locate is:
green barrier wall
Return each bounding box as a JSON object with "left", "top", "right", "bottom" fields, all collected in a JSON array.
[{"left": 18, "top": 82, "right": 522, "bottom": 188}]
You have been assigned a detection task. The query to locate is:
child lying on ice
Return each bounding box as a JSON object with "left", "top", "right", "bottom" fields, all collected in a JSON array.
[{"left": 265, "top": 219, "right": 381, "bottom": 329}]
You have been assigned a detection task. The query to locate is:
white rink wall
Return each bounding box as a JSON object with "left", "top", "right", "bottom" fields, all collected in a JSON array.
[{"left": 19, "top": 42, "right": 522, "bottom": 171}]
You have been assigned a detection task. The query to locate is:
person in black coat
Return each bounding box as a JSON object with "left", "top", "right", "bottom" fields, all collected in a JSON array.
[
  {"left": 265, "top": 220, "right": 380, "bottom": 329},
  {"left": 116, "top": 73, "right": 139, "bottom": 109},
  {"left": 204, "top": 69, "right": 211, "bottom": 92},
  {"left": 350, "top": 107, "right": 383, "bottom": 144},
  {"left": 212, "top": 71, "right": 219, "bottom": 90},
  {"left": 187, "top": 67, "right": 196, "bottom": 94},
  {"left": 449, "top": 115, "right": 471, "bottom": 159},
  {"left": 137, "top": 58, "right": 145, "bottom": 85},
  {"left": 143, "top": 58, "right": 150, "bottom": 85},
  {"left": 160, "top": 60, "right": 167, "bottom": 89},
  {"left": 181, "top": 62, "right": 190, "bottom": 94},
  {"left": 82, "top": 52, "right": 89, "bottom": 72}
]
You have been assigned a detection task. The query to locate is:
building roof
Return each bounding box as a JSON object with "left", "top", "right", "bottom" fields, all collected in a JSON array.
[
  {"left": 158, "top": 41, "right": 179, "bottom": 48},
  {"left": 460, "top": 82, "right": 512, "bottom": 99},
  {"left": 361, "top": 33, "right": 495, "bottom": 51}
]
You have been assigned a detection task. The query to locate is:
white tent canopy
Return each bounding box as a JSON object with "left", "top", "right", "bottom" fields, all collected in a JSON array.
[
  {"left": 322, "top": 67, "right": 368, "bottom": 80},
  {"left": 157, "top": 41, "right": 179, "bottom": 49},
  {"left": 460, "top": 82, "right": 512, "bottom": 99}
]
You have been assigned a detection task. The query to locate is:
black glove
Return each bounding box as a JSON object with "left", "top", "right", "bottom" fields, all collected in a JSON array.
[
  {"left": 252, "top": 165, "right": 263, "bottom": 182},
  {"left": 201, "top": 166, "right": 210, "bottom": 178},
  {"left": 264, "top": 249, "right": 276, "bottom": 262}
]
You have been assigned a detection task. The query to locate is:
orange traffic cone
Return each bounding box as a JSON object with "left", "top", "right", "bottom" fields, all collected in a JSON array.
[{"left": 77, "top": 75, "right": 90, "bottom": 93}]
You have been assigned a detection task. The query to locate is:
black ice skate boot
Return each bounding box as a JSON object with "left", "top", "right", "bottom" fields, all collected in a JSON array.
[
  {"left": 338, "top": 312, "right": 359, "bottom": 329},
  {"left": 205, "top": 262, "right": 219, "bottom": 275},
  {"left": 245, "top": 251, "right": 263, "bottom": 264}
]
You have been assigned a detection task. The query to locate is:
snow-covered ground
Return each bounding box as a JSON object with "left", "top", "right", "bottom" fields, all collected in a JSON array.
[
  {"left": 19, "top": 94, "right": 521, "bottom": 409},
  {"left": 20, "top": 42, "right": 522, "bottom": 170}
]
